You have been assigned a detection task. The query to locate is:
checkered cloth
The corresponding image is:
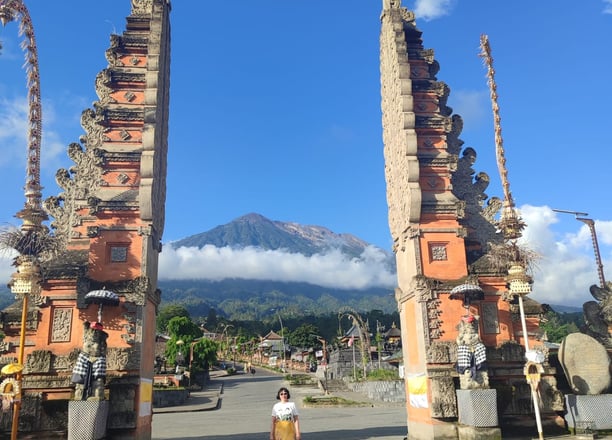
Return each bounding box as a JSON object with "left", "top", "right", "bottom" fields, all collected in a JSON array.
[
  {"left": 457, "top": 343, "right": 487, "bottom": 377},
  {"left": 72, "top": 352, "right": 107, "bottom": 380},
  {"left": 473, "top": 343, "right": 486, "bottom": 367}
]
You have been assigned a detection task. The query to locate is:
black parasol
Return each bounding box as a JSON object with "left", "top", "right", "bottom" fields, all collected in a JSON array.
[
  {"left": 449, "top": 283, "right": 484, "bottom": 308},
  {"left": 85, "top": 289, "right": 120, "bottom": 323}
]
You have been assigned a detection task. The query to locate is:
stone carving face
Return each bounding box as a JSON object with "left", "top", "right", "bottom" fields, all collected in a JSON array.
[{"left": 456, "top": 319, "right": 480, "bottom": 347}]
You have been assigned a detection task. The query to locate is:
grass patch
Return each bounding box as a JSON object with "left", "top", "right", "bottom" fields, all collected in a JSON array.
[
  {"left": 302, "top": 395, "right": 365, "bottom": 407},
  {"left": 366, "top": 369, "right": 400, "bottom": 381}
]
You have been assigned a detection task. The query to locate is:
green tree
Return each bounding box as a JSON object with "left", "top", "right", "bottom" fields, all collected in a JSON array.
[
  {"left": 206, "top": 308, "right": 219, "bottom": 330},
  {"left": 192, "top": 338, "right": 219, "bottom": 371},
  {"left": 157, "top": 304, "right": 190, "bottom": 334},
  {"left": 165, "top": 316, "right": 203, "bottom": 366},
  {"left": 288, "top": 323, "right": 320, "bottom": 349},
  {"left": 539, "top": 311, "right": 580, "bottom": 343}
]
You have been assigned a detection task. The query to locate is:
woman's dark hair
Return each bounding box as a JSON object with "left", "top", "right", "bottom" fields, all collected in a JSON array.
[{"left": 276, "top": 387, "right": 290, "bottom": 400}]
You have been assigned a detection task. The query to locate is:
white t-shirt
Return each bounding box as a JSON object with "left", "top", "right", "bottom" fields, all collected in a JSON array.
[{"left": 271, "top": 401, "right": 299, "bottom": 422}]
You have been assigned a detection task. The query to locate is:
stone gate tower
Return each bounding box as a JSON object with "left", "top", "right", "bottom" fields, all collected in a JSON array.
[
  {"left": 1, "top": 1, "right": 170, "bottom": 438},
  {"left": 380, "top": 1, "right": 554, "bottom": 439}
]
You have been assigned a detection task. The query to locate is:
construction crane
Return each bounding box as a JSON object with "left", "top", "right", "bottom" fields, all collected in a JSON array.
[{"left": 552, "top": 209, "right": 606, "bottom": 288}]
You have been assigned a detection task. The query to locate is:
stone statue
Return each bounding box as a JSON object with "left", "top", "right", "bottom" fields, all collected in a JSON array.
[
  {"left": 583, "top": 283, "right": 612, "bottom": 347},
  {"left": 71, "top": 321, "right": 108, "bottom": 400},
  {"left": 455, "top": 315, "right": 489, "bottom": 389}
]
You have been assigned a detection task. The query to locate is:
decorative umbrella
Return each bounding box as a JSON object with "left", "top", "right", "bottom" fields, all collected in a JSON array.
[
  {"left": 85, "top": 289, "right": 120, "bottom": 323},
  {"left": 449, "top": 283, "right": 484, "bottom": 308},
  {"left": 0, "top": 363, "right": 23, "bottom": 376}
]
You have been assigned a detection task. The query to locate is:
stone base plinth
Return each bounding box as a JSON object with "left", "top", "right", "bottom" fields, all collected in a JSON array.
[
  {"left": 564, "top": 394, "right": 612, "bottom": 432},
  {"left": 456, "top": 389, "right": 498, "bottom": 427},
  {"left": 457, "top": 425, "right": 502, "bottom": 440},
  {"left": 68, "top": 400, "right": 109, "bottom": 440}
]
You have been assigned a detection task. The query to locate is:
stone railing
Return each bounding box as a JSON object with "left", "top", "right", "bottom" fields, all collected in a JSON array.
[{"left": 344, "top": 379, "right": 406, "bottom": 403}]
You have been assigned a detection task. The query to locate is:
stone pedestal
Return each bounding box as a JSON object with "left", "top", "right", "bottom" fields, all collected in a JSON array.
[
  {"left": 457, "top": 424, "right": 502, "bottom": 440},
  {"left": 68, "top": 400, "right": 109, "bottom": 440},
  {"left": 564, "top": 394, "right": 612, "bottom": 432},
  {"left": 456, "top": 389, "right": 498, "bottom": 427}
]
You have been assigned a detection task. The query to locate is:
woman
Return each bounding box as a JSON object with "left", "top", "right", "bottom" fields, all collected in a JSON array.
[{"left": 270, "top": 387, "right": 301, "bottom": 440}]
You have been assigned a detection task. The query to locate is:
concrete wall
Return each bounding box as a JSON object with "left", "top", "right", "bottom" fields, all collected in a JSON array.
[{"left": 153, "top": 389, "right": 189, "bottom": 407}]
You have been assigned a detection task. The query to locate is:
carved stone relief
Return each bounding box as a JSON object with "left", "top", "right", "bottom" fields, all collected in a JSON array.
[
  {"left": 51, "top": 308, "right": 72, "bottom": 342},
  {"left": 410, "top": 276, "right": 444, "bottom": 342},
  {"left": 105, "top": 34, "right": 122, "bottom": 67},
  {"left": 131, "top": 0, "right": 154, "bottom": 15},
  {"left": 429, "top": 243, "right": 448, "bottom": 261},
  {"left": 95, "top": 69, "right": 116, "bottom": 105},
  {"left": 481, "top": 302, "right": 500, "bottom": 334},
  {"left": 426, "top": 341, "right": 456, "bottom": 364},
  {"left": 53, "top": 349, "right": 80, "bottom": 372},
  {"left": 430, "top": 376, "right": 458, "bottom": 418},
  {"left": 25, "top": 350, "right": 52, "bottom": 374},
  {"left": 0, "top": 341, "right": 11, "bottom": 354},
  {"left": 107, "top": 347, "right": 139, "bottom": 370},
  {"left": 412, "top": 276, "right": 436, "bottom": 303},
  {"left": 451, "top": 146, "right": 502, "bottom": 255},
  {"left": 44, "top": 139, "right": 104, "bottom": 245},
  {"left": 125, "top": 276, "right": 150, "bottom": 305}
]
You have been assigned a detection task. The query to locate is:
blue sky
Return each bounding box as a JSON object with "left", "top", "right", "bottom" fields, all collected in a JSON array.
[{"left": 1, "top": 0, "right": 611, "bottom": 307}]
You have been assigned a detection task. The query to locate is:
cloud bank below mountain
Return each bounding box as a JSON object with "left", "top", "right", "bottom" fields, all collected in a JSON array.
[
  {"left": 158, "top": 244, "right": 396, "bottom": 290},
  {"left": 0, "top": 205, "right": 610, "bottom": 307}
]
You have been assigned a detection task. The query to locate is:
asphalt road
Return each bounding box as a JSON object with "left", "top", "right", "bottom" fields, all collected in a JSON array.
[{"left": 152, "top": 368, "right": 408, "bottom": 440}]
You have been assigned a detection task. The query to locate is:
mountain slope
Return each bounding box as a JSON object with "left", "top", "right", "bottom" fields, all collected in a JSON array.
[
  {"left": 158, "top": 278, "right": 397, "bottom": 320},
  {"left": 171, "top": 212, "right": 380, "bottom": 259}
]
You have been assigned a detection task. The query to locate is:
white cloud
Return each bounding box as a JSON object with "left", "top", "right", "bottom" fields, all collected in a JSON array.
[
  {"left": 0, "top": 37, "right": 20, "bottom": 61},
  {"left": 0, "top": 95, "right": 70, "bottom": 173},
  {"left": 519, "top": 205, "right": 610, "bottom": 308},
  {"left": 159, "top": 244, "right": 396, "bottom": 290},
  {"left": 414, "top": 0, "right": 456, "bottom": 21},
  {"left": 0, "top": 97, "right": 28, "bottom": 167},
  {"left": 0, "top": 252, "right": 16, "bottom": 284},
  {"left": 448, "top": 89, "right": 490, "bottom": 130},
  {"left": 603, "top": 0, "right": 612, "bottom": 14}
]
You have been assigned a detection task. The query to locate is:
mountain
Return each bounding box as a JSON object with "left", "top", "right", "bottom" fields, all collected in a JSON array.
[
  {"left": 162, "top": 213, "right": 397, "bottom": 319},
  {"left": 548, "top": 304, "right": 583, "bottom": 314},
  {"left": 171, "top": 212, "right": 381, "bottom": 260}
]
